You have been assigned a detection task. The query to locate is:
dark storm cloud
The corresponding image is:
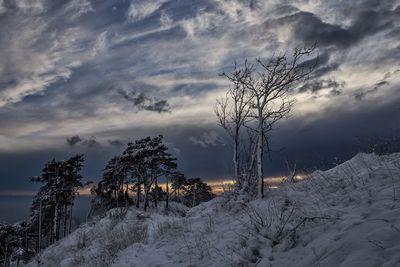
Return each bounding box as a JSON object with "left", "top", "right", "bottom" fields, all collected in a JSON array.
[
  {"left": 329, "top": 88, "right": 342, "bottom": 97},
  {"left": 119, "top": 90, "right": 146, "bottom": 106},
  {"left": 67, "top": 135, "right": 82, "bottom": 146},
  {"left": 299, "top": 79, "right": 345, "bottom": 94},
  {"left": 354, "top": 91, "right": 368, "bottom": 101},
  {"left": 353, "top": 86, "right": 383, "bottom": 101},
  {"left": 66, "top": 135, "right": 100, "bottom": 148},
  {"left": 302, "top": 52, "right": 340, "bottom": 79},
  {"left": 269, "top": 95, "right": 400, "bottom": 173},
  {"left": 373, "top": 80, "right": 389, "bottom": 90},
  {"left": 0, "top": 147, "right": 115, "bottom": 192},
  {"left": 312, "top": 63, "right": 340, "bottom": 78},
  {"left": 68, "top": 135, "right": 125, "bottom": 149},
  {"left": 118, "top": 89, "right": 171, "bottom": 113},
  {"left": 145, "top": 99, "right": 170, "bottom": 113},
  {"left": 281, "top": 12, "right": 353, "bottom": 48},
  {"left": 384, "top": 70, "right": 397, "bottom": 80},
  {"left": 280, "top": 5, "right": 397, "bottom": 49},
  {"left": 353, "top": 72, "right": 393, "bottom": 101},
  {"left": 257, "top": 1, "right": 400, "bottom": 85},
  {"left": 82, "top": 137, "right": 101, "bottom": 148},
  {"left": 290, "top": 51, "right": 343, "bottom": 96},
  {"left": 291, "top": 51, "right": 339, "bottom": 85}
]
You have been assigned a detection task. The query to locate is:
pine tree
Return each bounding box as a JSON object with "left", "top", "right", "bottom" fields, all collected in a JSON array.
[
  {"left": 182, "top": 178, "right": 214, "bottom": 207},
  {"left": 30, "top": 155, "right": 84, "bottom": 249},
  {"left": 91, "top": 135, "right": 181, "bottom": 213},
  {"left": 167, "top": 171, "right": 186, "bottom": 205},
  {"left": 121, "top": 135, "right": 178, "bottom": 211},
  {"left": 90, "top": 156, "right": 133, "bottom": 215}
]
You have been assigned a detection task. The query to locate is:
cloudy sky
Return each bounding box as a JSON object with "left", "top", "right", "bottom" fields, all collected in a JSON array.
[{"left": 0, "top": 0, "right": 399, "bottom": 194}]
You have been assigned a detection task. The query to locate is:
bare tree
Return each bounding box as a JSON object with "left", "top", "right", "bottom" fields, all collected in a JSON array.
[
  {"left": 215, "top": 63, "right": 252, "bottom": 189},
  {"left": 251, "top": 46, "right": 316, "bottom": 198},
  {"left": 218, "top": 45, "right": 316, "bottom": 198}
]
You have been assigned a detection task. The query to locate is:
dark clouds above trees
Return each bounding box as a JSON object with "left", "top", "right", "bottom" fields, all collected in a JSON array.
[{"left": 0, "top": 0, "right": 399, "bottom": 193}]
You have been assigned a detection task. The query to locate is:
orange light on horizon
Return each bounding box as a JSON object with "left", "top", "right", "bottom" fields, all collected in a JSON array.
[{"left": 2, "top": 174, "right": 308, "bottom": 197}]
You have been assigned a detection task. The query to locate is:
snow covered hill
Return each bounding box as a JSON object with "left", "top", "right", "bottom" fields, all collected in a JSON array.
[{"left": 26, "top": 153, "right": 400, "bottom": 267}]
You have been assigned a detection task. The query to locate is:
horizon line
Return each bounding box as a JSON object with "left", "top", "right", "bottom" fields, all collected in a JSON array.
[{"left": 0, "top": 174, "right": 306, "bottom": 197}]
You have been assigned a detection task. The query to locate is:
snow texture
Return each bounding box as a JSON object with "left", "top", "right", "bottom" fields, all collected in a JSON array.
[{"left": 26, "top": 153, "right": 400, "bottom": 267}]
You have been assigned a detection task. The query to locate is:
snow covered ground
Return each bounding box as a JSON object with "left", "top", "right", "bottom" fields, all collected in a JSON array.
[{"left": 26, "top": 153, "right": 400, "bottom": 267}]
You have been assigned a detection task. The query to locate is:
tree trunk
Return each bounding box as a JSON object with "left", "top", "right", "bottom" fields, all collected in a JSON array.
[
  {"left": 63, "top": 204, "right": 68, "bottom": 237},
  {"left": 125, "top": 183, "right": 129, "bottom": 207},
  {"left": 192, "top": 184, "right": 197, "bottom": 207},
  {"left": 166, "top": 176, "right": 169, "bottom": 210},
  {"left": 242, "top": 137, "right": 257, "bottom": 195},
  {"left": 257, "top": 116, "right": 264, "bottom": 199},
  {"left": 53, "top": 197, "right": 59, "bottom": 242},
  {"left": 24, "top": 226, "right": 28, "bottom": 250},
  {"left": 136, "top": 176, "right": 141, "bottom": 209},
  {"left": 144, "top": 181, "right": 153, "bottom": 212},
  {"left": 57, "top": 206, "right": 62, "bottom": 241},
  {"left": 49, "top": 222, "right": 53, "bottom": 245},
  {"left": 154, "top": 178, "right": 158, "bottom": 208},
  {"left": 69, "top": 203, "right": 73, "bottom": 234},
  {"left": 144, "top": 187, "right": 149, "bottom": 212},
  {"left": 116, "top": 179, "right": 119, "bottom": 208},
  {"left": 38, "top": 199, "right": 42, "bottom": 252},
  {"left": 4, "top": 246, "right": 9, "bottom": 267},
  {"left": 233, "top": 128, "right": 240, "bottom": 188}
]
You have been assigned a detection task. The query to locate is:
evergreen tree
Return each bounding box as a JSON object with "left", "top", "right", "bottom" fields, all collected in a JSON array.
[
  {"left": 182, "top": 178, "right": 214, "bottom": 207},
  {"left": 91, "top": 135, "right": 181, "bottom": 213},
  {"left": 121, "top": 135, "right": 178, "bottom": 211},
  {"left": 29, "top": 155, "right": 84, "bottom": 249},
  {"left": 90, "top": 156, "right": 133, "bottom": 216},
  {"left": 167, "top": 171, "right": 186, "bottom": 205}
]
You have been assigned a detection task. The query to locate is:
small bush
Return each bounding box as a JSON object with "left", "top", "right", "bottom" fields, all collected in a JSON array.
[
  {"left": 104, "top": 223, "right": 148, "bottom": 255},
  {"left": 154, "top": 219, "right": 187, "bottom": 241}
]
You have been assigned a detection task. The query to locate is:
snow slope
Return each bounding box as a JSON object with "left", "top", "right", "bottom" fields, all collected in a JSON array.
[{"left": 26, "top": 153, "right": 400, "bottom": 267}]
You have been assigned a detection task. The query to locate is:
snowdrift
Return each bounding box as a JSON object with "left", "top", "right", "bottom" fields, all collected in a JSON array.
[{"left": 26, "top": 153, "right": 400, "bottom": 267}]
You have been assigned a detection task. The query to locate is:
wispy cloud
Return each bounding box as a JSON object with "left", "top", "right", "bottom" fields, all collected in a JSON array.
[
  {"left": 0, "top": 12, "right": 95, "bottom": 107},
  {"left": 127, "top": 0, "right": 164, "bottom": 22},
  {"left": 64, "top": 0, "right": 95, "bottom": 20}
]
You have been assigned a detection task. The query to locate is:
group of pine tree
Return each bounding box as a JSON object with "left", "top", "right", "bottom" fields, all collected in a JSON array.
[
  {"left": 0, "top": 135, "right": 213, "bottom": 266},
  {"left": 90, "top": 135, "right": 213, "bottom": 214}
]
